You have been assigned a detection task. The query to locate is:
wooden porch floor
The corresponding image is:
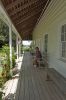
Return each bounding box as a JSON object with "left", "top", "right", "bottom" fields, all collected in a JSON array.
[{"left": 15, "top": 52, "right": 66, "bottom": 100}]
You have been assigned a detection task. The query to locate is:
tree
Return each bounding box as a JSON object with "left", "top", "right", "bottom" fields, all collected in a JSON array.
[{"left": 0, "top": 19, "right": 9, "bottom": 48}]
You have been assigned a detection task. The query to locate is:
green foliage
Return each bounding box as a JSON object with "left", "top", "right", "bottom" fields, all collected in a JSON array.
[
  {"left": 12, "top": 48, "right": 16, "bottom": 68},
  {"left": 22, "top": 45, "right": 30, "bottom": 52},
  {"left": 12, "top": 31, "right": 16, "bottom": 51},
  {"left": 0, "top": 78, "right": 4, "bottom": 88},
  {"left": 0, "top": 92, "right": 3, "bottom": 100},
  {"left": 2, "top": 45, "right": 10, "bottom": 67},
  {"left": 2, "top": 44, "right": 10, "bottom": 55},
  {"left": 0, "top": 45, "right": 16, "bottom": 83},
  {"left": 0, "top": 35, "right": 5, "bottom": 42},
  {"left": 0, "top": 19, "right": 16, "bottom": 92},
  {"left": 2, "top": 45, "right": 16, "bottom": 68},
  {"left": 0, "top": 19, "right": 9, "bottom": 48}
]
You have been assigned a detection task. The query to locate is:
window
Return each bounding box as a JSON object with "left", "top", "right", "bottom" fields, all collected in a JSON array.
[
  {"left": 61, "top": 24, "right": 66, "bottom": 58},
  {"left": 44, "top": 34, "right": 48, "bottom": 53}
]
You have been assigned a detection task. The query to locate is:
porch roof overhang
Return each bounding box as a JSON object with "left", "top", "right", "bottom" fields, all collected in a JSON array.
[{"left": 1, "top": 0, "right": 51, "bottom": 40}]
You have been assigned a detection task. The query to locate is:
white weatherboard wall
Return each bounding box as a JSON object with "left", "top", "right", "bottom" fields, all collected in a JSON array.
[{"left": 33, "top": 0, "right": 66, "bottom": 77}]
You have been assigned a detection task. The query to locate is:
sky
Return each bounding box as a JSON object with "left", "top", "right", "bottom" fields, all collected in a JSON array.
[{"left": 22, "top": 41, "right": 32, "bottom": 46}]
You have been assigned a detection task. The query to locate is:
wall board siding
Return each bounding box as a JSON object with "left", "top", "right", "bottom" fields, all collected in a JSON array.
[{"left": 33, "top": 0, "right": 66, "bottom": 77}]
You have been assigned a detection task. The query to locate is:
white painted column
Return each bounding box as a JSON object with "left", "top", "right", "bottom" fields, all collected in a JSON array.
[
  {"left": 20, "top": 41, "right": 22, "bottom": 55},
  {"left": 19, "top": 39, "right": 21, "bottom": 57},
  {"left": 9, "top": 25, "right": 12, "bottom": 69},
  {"left": 16, "top": 36, "right": 19, "bottom": 60}
]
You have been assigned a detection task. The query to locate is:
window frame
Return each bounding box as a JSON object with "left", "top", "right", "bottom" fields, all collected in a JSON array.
[{"left": 60, "top": 24, "right": 66, "bottom": 60}]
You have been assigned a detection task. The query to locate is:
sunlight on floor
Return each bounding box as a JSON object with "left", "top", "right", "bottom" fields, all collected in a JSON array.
[{"left": 3, "top": 55, "right": 24, "bottom": 99}]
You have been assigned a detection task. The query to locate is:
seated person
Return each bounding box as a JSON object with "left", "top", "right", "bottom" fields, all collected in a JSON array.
[{"left": 33, "top": 47, "right": 42, "bottom": 67}]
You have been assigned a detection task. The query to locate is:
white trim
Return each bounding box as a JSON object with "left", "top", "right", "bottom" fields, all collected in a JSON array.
[
  {"left": 43, "top": 33, "right": 48, "bottom": 53},
  {"left": 19, "top": 42, "right": 21, "bottom": 57},
  {"left": 9, "top": 24, "right": 12, "bottom": 68},
  {"left": 16, "top": 36, "right": 19, "bottom": 60},
  {"left": 58, "top": 20, "right": 66, "bottom": 61}
]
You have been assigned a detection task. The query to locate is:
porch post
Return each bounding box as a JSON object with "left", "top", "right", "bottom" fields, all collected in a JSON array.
[
  {"left": 19, "top": 39, "right": 21, "bottom": 57},
  {"left": 9, "top": 24, "right": 12, "bottom": 69},
  {"left": 16, "top": 35, "right": 19, "bottom": 60},
  {"left": 20, "top": 40, "right": 22, "bottom": 55}
]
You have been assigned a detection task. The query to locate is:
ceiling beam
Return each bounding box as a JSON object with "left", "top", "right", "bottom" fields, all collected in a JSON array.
[
  {"left": 19, "top": 27, "right": 33, "bottom": 34},
  {"left": 15, "top": 17, "right": 38, "bottom": 30},
  {"left": 18, "top": 23, "right": 35, "bottom": 33},
  {"left": 14, "top": 11, "right": 40, "bottom": 25},
  {"left": 18, "top": 22, "right": 34, "bottom": 30},
  {"left": 16, "top": 20, "right": 36, "bottom": 30},
  {"left": 6, "top": 0, "right": 38, "bottom": 9},
  {"left": 7, "top": 0, "right": 46, "bottom": 16},
  {"left": 7, "top": 0, "right": 40, "bottom": 15},
  {"left": 1, "top": 0, "right": 49, "bottom": 40},
  {"left": 11, "top": 5, "right": 42, "bottom": 21}
]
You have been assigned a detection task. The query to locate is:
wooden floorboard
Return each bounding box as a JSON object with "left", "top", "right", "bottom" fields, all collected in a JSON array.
[{"left": 15, "top": 52, "right": 66, "bottom": 100}]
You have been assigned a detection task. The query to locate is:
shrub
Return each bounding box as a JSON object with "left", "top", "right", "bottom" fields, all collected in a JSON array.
[{"left": 1, "top": 45, "right": 16, "bottom": 81}]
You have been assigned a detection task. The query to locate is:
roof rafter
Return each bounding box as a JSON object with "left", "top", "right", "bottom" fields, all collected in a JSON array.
[{"left": 1, "top": 0, "right": 50, "bottom": 40}]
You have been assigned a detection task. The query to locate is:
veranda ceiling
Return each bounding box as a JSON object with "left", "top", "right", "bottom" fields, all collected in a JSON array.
[{"left": 1, "top": 0, "right": 50, "bottom": 40}]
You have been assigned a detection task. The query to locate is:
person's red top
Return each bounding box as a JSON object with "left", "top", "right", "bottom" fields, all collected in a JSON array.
[{"left": 36, "top": 50, "right": 42, "bottom": 58}]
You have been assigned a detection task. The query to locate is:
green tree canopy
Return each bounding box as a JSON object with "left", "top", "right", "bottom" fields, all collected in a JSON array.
[{"left": 0, "top": 19, "right": 9, "bottom": 48}]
